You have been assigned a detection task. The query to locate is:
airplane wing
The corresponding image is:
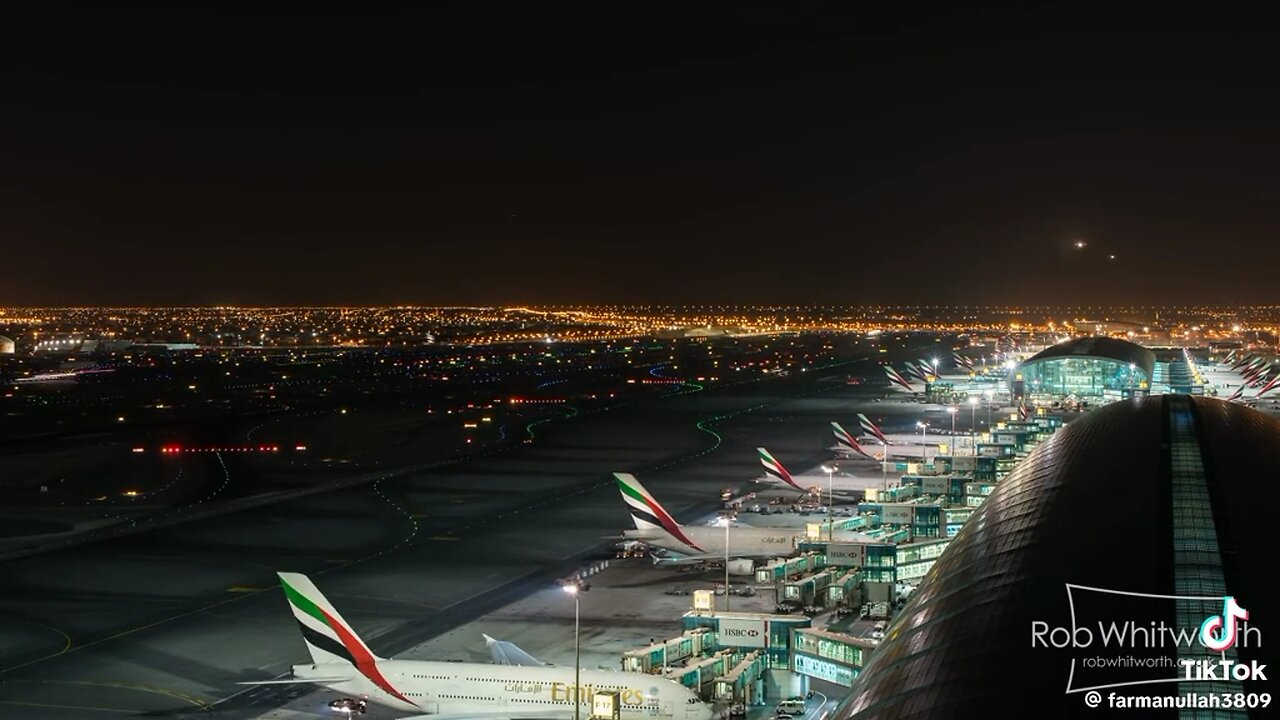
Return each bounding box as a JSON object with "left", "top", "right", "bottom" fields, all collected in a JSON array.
[
  {"left": 483, "top": 633, "right": 549, "bottom": 667},
  {"left": 648, "top": 549, "right": 723, "bottom": 565},
  {"left": 236, "top": 676, "right": 352, "bottom": 685},
  {"left": 655, "top": 555, "right": 719, "bottom": 565}
]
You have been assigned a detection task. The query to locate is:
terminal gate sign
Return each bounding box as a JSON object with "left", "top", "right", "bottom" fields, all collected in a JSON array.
[
  {"left": 718, "top": 617, "right": 768, "bottom": 648},
  {"left": 592, "top": 691, "right": 620, "bottom": 720}
]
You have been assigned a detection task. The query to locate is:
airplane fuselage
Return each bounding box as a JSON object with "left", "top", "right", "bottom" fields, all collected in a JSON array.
[
  {"left": 623, "top": 524, "right": 871, "bottom": 559},
  {"left": 295, "top": 658, "right": 710, "bottom": 720},
  {"left": 754, "top": 474, "right": 872, "bottom": 498}
]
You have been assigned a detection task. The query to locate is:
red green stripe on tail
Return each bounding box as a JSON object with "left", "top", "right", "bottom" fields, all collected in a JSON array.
[
  {"left": 757, "top": 447, "right": 801, "bottom": 490},
  {"left": 278, "top": 573, "right": 416, "bottom": 708},
  {"left": 831, "top": 421, "right": 874, "bottom": 459},
  {"left": 614, "top": 473, "right": 704, "bottom": 553}
]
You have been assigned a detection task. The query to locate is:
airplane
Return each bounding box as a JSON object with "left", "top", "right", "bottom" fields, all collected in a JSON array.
[
  {"left": 756, "top": 446, "right": 805, "bottom": 493},
  {"left": 916, "top": 359, "right": 940, "bottom": 382},
  {"left": 952, "top": 353, "right": 976, "bottom": 372},
  {"left": 1240, "top": 357, "right": 1266, "bottom": 376},
  {"left": 1257, "top": 374, "right": 1280, "bottom": 399},
  {"left": 831, "top": 421, "right": 877, "bottom": 461},
  {"left": 1246, "top": 365, "right": 1273, "bottom": 387},
  {"left": 1223, "top": 349, "right": 1238, "bottom": 365},
  {"left": 244, "top": 572, "right": 711, "bottom": 720},
  {"left": 903, "top": 362, "right": 932, "bottom": 384},
  {"left": 755, "top": 447, "right": 879, "bottom": 499},
  {"left": 614, "top": 473, "right": 873, "bottom": 561},
  {"left": 857, "top": 413, "right": 891, "bottom": 445},
  {"left": 1241, "top": 358, "right": 1268, "bottom": 377},
  {"left": 1225, "top": 384, "right": 1247, "bottom": 402},
  {"left": 883, "top": 365, "right": 922, "bottom": 393}
]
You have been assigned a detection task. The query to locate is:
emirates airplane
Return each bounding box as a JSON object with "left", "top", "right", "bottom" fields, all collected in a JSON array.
[
  {"left": 614, "top": 473, "right": 874, "bottom": 561},
  {"left": 755, "top": 447, "right": 876, "bottom": 500},
  {"left": 244, "top": 572, "right": 711, "bottom": 720}
]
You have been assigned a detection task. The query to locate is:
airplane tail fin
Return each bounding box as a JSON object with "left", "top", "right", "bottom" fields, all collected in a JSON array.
[
  {"left": 884, "top": 365, "right": 914, "bottom": 391},
  {"left": 856, "top": 413, "right": 890, "bottom": 445},
  {"left": 917, "top": 360, "right": 937, "bottom": 381},
  {"left": 615, "top": 473, "right": 669, "bottom": 532},
  {"left": 613, "top": 473, "right": 705, "bottom": 553},
  {"left": 757, "top": 447, "right": 802, "bottom": 490},
  {"left": 276, "top": 573, "right": 420, "bottom": 708},
  {"left": 832, "top": 421, "right": 874, "bottom": 460},
  {"left": 278, "top": 572, "right": 384, "bottom": 667}
]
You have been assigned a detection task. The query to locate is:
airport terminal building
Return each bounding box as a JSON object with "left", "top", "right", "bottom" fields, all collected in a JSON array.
[
  {"left": 828, "top": 396, "right": 1277, "bottom": 719},
  {"left": 1012, "top": 336, "right": 1154, "bottom": 403}
]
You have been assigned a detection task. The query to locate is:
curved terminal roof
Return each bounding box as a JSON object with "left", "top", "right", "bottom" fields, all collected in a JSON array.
[
  {"left": 1019, "top": 336, "right": 1155, "bottom": 379},
  {"left": 831, "top": 396, "right": 1278, "bottom": 719}
]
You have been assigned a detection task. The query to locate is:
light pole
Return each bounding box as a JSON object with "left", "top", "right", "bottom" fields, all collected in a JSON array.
[
  {"left": 968, "top": 396, "right": 978, "bottom": 455},
  {"left": 947, "top": 405, "right": 957, "bottom": 444},
  {"left": 984, "top": 389, "right": 993, "bottom": 429},
  {"left": 563, "top": 584, "right": 581, "bottom": 720},
  {"left": 718, "top": 515, "right": 731, "bottom": 612},
  {"left": 916, "top": 421, "right": 928, "bottom": 465},
  {"left": 821, "top": 463, "right": 837, "bottom": 540}
]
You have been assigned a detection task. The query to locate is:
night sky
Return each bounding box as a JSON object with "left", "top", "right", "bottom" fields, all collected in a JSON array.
[{"left": 3, "top": 3, "right": 1278, "bottom": 306}]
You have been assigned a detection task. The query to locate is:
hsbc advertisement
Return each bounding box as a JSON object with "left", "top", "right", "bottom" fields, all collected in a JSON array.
[
  {"left": 718, "top": 617, "right": 768, "bottom": 648},
  {"left": 881, "top": 504, "right": 914, "bottom": 525},
  {"left": 825, "top": 542, "right": 867, "bottom": 567},
  {"left": 920, "top": 477, "right": 949, "bottom": 495},
  {"left": 978, "top": 444, "right": 1006, "bottom": 457}
]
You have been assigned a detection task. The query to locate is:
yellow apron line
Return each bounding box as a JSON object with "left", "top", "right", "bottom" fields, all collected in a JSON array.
[
  {"left": 11, "top": 620, "right": 73, "bottom": 656},
  {"left": 0, "top": 699, "right": 138, "bottom": 714},
  {"left": 0, "top": 588, "right": 269, "bottom": 675},
  {"left": 0, "top": 621, "right": 75, "bottom": 671},
  {"left": 8, "top": 679, "right": 210, "bottom": 709}
]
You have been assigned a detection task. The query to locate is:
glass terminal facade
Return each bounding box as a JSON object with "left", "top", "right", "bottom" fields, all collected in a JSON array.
[
  {"left": 1012, "top": 336, "right": 1155, "bottom": 403},
  {"left": 1015, "top": 356, "right": 1148, "bottom": 399},
  {"left": 790, "top": 628, "right": 875, "bottom": 688}
]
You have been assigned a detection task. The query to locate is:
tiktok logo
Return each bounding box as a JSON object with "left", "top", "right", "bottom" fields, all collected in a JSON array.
[{"left": 1200, "top": 596, "right": 1249, "bottom": 652}]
